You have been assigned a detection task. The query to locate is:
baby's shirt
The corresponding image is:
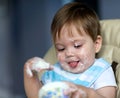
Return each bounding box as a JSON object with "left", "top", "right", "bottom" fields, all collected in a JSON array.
[
  {"left": 91, "top": 66, "right": 116, "bottom": 89},
  {"left": 41, "top": 58, "right": 116, "bottom": 89}
]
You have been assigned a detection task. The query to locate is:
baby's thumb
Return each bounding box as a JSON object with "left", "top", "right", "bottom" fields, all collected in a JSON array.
[
  {"left": 26, "top": 66, "right": 33, "bottom": 77},
  {"left": 48, "top": 65, "right": 54, "bottom": 70},
  {"left": 64, "top": 87, "right": 77, "bottom": 96}
]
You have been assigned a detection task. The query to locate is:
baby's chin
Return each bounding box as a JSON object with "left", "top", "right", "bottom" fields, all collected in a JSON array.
[
  {"left": 67, "top": 69, "right": 85, "bottom": 74},
  {"left": 63, "top": 65, "right": 87, "bottom": 74},
  {"left": 61, "top": 67, "right": 80, "bottom": 73}
]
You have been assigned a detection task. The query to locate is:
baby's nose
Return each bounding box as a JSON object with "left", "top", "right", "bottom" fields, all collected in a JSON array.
[{"left": 65, "top": 48, "right": 74, "bottom": 57}]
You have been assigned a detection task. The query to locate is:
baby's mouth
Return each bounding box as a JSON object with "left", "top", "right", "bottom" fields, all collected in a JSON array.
[{"left": 68, "top": 61, "right": 79, "bottom": 68}]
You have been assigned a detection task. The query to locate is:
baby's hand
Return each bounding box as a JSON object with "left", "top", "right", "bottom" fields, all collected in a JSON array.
[
  {"left": 24, "top": 57, "right": 53, "bottom": 77},
  {"left": 63, "top": 82, "right": 87, "bottom": 98}
]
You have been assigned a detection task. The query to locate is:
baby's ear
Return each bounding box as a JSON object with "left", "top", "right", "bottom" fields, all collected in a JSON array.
[{"left": 95, "top": 35, "right": 102, "bottom": 53}]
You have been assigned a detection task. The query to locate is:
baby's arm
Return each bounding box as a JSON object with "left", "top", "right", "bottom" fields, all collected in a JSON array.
[
  {"left": 64, "top": 81, "right": 116, "bottom": 98},
  {"left": 23, "top": 57, "right": 53, "bottom": 98}
]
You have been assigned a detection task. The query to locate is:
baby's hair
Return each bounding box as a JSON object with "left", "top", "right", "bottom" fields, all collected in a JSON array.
[{"left": 51, "top": 2, "right": 101, "bottom": 42}]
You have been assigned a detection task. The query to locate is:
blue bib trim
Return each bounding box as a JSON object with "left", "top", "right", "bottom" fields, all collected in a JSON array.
[{"left": 41, "top": 58, "right": 110, "bottom": 87}]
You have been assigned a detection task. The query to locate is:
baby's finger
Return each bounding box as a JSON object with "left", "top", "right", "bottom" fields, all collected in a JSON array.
[
  {"left": 26, "top": 64, "right": 33, "bottom": 77},
  {"left": 64, "top": 86, "right": 77, "bottom": 96}
]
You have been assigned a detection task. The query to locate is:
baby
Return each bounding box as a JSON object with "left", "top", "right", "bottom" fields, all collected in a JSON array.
[{"left": 24, "top": 2, "right": 116, "bottom": 98}]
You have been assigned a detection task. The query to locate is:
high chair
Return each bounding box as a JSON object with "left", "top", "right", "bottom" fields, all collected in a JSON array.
[{"left": 43, "top": 19, "right": 120, "bottom": 98}]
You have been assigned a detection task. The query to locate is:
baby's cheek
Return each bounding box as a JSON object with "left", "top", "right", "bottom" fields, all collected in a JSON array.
[
  {"left": 57, "top": 53, "right": 64, "bottom": 62},
  {"left": 83, "top": 53, "right": 95, "bottom": 67}
]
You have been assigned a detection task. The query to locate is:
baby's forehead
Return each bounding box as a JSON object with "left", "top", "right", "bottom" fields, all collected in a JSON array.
[
  {"left": 59, "top": 23, "right": 86, "bottom": 36},
  {"left": 54, "top": 22, "right": 91, "bottom": 43}
]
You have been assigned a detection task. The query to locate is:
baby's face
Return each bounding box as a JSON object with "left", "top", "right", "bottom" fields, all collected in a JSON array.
[{"left": 55, "top": 24, "right": 101, "bottom": 73}]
